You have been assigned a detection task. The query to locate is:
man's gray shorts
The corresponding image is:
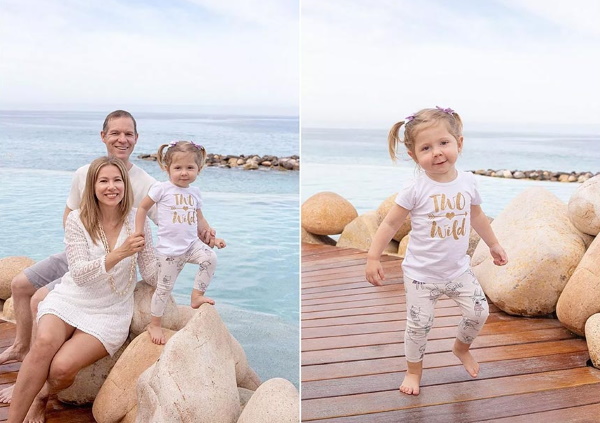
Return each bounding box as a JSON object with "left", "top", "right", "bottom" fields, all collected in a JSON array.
[{"left": 23, "top": 251, "right": 68, "bottom": 291}]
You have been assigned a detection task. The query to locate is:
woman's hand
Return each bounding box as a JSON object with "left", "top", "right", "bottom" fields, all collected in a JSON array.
[
  {"left": 198, "top": 227, "right": 216, "bottom": 247},
  {"left": 116, "top": 233, "right": 146, "bottom": 258},
  {"left": 214, "top": 238, "right": 226, "bottom": 249},
  {"left": 365, "top": 258, "right": 385, "bottom": 286}
]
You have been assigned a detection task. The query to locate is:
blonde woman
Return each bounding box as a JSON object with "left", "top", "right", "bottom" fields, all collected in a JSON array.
[{"left": 8, "top": 156, "right": 157, "bottom": 423}]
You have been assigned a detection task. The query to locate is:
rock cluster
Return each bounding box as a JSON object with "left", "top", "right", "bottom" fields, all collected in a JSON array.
[
  {"left": 139, "top": 153, "right": 300, "bottom": 171},
  {"left": 301, "top": 173, "right": 600, "bottom": 370},
  {"left": 470, "top": 169, "right": 597, "bottom": 183},
  {"left": 0, "top": 260, "right": 298, "bottom": 422}
]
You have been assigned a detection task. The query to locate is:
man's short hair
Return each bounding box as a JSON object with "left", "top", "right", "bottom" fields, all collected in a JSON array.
[{"left": 102, "top": 110, "right": 138, "bottom": 135}]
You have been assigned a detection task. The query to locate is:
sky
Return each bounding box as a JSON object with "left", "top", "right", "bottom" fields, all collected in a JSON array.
[
  {"left": 0, "top": 0, "right": 298, "bottom": 115},
  {"left": 302, "top": 0, "right": 600, "bottom": 128}
]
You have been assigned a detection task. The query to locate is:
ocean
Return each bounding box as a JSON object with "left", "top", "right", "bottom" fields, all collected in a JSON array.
[
  {"left": 0, "top": 110, "right": 299, "bottom": 386},
  {"left": 302, "top": 126, "right": 600, "bottom": 218}
]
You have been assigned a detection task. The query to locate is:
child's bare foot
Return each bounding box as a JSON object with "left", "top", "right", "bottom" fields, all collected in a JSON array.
[
  {"left": 453, "top": 340, "right": 480, "bottom": 377},
  {"left": 399, "top": 372, "right": 421, "bottom": 395},
  {"left": 0, "top": 384, "right": 13, "bottom": 404},
  {"left": 23, "top": 392, "right": 49, "bottom": 423},
  {"left": 146, "top": 324, "right": 166, "bottom": 345},
  {"left": 191, "top": 290, "right": 215, "bottom": 308},
  {"left": 399, "top": 360, "right": 423, "bottom": 395}
]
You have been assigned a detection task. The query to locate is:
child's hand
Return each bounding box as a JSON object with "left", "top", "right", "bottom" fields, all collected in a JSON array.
[
  {"left": 490, "top": 243, "right": 508, "bottom": 266},
  {"left": 365, "top": 258, "right": 385, "bottom": 286},
  {"left": 214, "top": 238, "right": 226, "bottom": 249}
]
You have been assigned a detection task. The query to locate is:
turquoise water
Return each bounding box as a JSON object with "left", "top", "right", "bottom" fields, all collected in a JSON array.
[
  {"left": 0, "top": 110, "right": 299, "bottom": 386},
  {"left": 302, "top": 127, "right": 600, "bottom": 217}
]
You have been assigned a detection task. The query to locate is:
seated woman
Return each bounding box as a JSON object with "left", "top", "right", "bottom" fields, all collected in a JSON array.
[{"left": 8, "top": 156, "right": 157, "bottom": 423}]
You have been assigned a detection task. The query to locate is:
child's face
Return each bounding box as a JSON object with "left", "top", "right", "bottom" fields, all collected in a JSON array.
[
  {"left": 409, "top": 122, "right": 463, "bottom": 182},
  {"left": 168, "top": 152, "right": 199, "bottom": 188}
]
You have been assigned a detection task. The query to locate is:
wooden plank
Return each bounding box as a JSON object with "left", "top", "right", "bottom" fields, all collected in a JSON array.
[
  {"left": 305, "top": 383, "right": 600, "bottom": 422},
  {"left": 302, "top": 327, "right": 578, "bottom": 366},
  {"left": 302, "top": 351, "right": 590, "bottom": 399},
  {"left": 301, "top": 367, "right": 600, "bottom": 420},
  {"left": 302, "top": 339, "right": 589, "bottom": 381}
]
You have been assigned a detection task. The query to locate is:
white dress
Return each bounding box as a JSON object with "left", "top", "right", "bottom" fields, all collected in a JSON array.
[{"left": 38, "top": 209, "right": 157, "bottom": 356}]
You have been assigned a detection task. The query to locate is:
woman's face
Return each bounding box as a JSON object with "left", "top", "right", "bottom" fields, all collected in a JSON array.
[{"left": 95, "top": 164, "right": 125, "bottom": 207}]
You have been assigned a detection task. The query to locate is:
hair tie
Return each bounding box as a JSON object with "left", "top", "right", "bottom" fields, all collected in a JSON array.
[
  {"left": 191, "top": 142, "right": 205, "bottom": 151},
  {"left": 168, "top": 141, "right": 178, "bottom": 149},
  {"left": 436, "top": 106, "right": 455, "bottom": 115},
  {"left": 405, "top": 114, "right": 416, "bottom": 122}
]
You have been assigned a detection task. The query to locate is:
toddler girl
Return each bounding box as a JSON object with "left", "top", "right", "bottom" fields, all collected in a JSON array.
[
  {"left": 365, "top": 107, "right": 508, "bottom": 396},
  {"left": 135, "top": 141, "right": 225, "bottom": 344}
]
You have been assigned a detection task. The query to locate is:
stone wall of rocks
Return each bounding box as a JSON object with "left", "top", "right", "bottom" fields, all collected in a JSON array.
[
  {"left": 301, "top": 174, "right": 600, "bottom": 370},
  {"left": 470, "top": 169, "right": 598, "bottom": 183},
  {"left": 139, "top": 153, "right": 300, "bottom": 171}
]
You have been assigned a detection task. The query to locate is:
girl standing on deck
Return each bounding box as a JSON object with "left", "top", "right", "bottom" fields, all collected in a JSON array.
[
  {"left": 365, "top": 107, "right": 508, "bottom": 396},
  {"left": 135, "top": 141, "right": 225, "bottom": 345}
]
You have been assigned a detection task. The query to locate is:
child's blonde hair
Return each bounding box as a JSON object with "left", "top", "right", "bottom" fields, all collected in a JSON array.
[
  {"left": 156, "top": 141, "right": 207, "bottom": 171},
  {"left": 388, "top": 107, "right": 463, "bottom": 162},
  {"left": 80, "top": 156, "right": 133, "bottom": 244}
]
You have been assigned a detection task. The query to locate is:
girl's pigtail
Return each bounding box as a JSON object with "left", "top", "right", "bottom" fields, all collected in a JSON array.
[
  {"left": 198, "top": 146, "right": 207, "bottom": 171},
  {"left": 387, "top": 121, "right": 405, "bottom": 161},
  {"left": 156, "top": 144, "right": 169, "bottom": 170}
]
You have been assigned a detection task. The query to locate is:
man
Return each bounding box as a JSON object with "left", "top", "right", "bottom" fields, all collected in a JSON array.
[{"left": 0, "top": 110, "right": 157, "bottom": 403}]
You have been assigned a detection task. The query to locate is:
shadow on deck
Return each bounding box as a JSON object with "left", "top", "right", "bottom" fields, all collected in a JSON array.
[{"left": 301, "top": 244, "right": 600, "bottom": 422}]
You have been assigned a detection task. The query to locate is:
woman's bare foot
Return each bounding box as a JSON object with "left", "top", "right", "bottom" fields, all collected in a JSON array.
[
  {"left": 399, "top": 360, "right": 423, "bottom": 395},
  {"left": 23, "top": 393, "right": 49, "bottom": 423},
  {"left": 0, "top": 344, "right": 28, "bottom": 365},
  {"left": 146, "top": 324, "right": 166, "bottom": 345},
  {"left": 453, "top": 339, "right": 480, "bottom": 377},
  {"left": 191, "top": 290, "right": 215, "bottom": 309},
  {"left": 0, "top": 384, "right": 14, "bottom": 404}
]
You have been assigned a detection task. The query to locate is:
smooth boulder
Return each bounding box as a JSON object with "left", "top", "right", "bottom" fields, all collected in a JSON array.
[
  {"left": 92, "top": 330, "right": 176, "bottom": 423},
  {"left": 556, "top": 234, "right": 600, "bottom": 335},
  {"left": 0, "top": 256, "right": 35, "bottom": 300},
  {"left": 301, "top": 227, "right": 336, "bottom": 246},
  {"left": 236, "top": 378, "right": 299, "bottom": 423},
  {"left": 568, "top": 174, "right": 600, "bottom": 236},
  {"left": 585, "top": 314, "right": 600, "bottom": 369},
  {"left": 136, "top": 305, "right": 240, "bottom": 423},
  {"left": 337, "top": 211, "right": 398, "bottom": 254},
  {"left": 301, "top": 192, "right": 358, "bottom": 235},
  {"left": 472, "top": 188, "right": 591, "bottom": 316}
]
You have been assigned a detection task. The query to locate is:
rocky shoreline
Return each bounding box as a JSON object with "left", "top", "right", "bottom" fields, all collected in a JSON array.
[
  {"left": 139, "top": 153, "right": 300, "bottom": 171},
  {"left": 469, "top": 169, "right": 599, "bottom": 183}
]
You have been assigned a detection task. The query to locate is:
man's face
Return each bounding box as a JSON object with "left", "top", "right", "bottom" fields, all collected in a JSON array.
[{"left": 101, "top": 116, "right": 138, "bottom": 163}]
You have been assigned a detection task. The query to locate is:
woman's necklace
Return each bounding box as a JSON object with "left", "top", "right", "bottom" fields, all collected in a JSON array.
[{"left": 98, "top": 218, "right": 137, "bottom": 297}]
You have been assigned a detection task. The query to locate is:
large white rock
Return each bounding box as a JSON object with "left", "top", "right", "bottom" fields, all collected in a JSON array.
[
  {"left": 556, "top": 234, "right": 600, "bottom": 336},
  {"left": 0, "top": 256, "right": 35, "bottom": 300},
  {"left": 337, "top": 211, "right": 399, "bottom": 254},
  {"left": 136, "top": 305, "right": 241, "bottom": 423},
  {"left": 301, "top": 192, "right": 358, "bottom": 235},
  {"left": 92, "top": 330, "right": 176, "bottom": 423},
  {"left": 58, "top": 341, "right": 129, "bottom": 405},
  {"left": 472, "top": 188, "right": 591, "bottom": 316},
  {"left": 568, "top": 174, "right": 600, "bottom": 236},
  {"left": 236, "top": 378, "right": 299, "bottom": 423},
  {"left": 585, "top": 313, "right": 600, "bottom": 369}
]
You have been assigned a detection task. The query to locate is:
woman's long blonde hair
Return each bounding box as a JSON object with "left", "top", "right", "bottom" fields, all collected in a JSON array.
[
  {"left": 388, "top": 107, "right": 463, "bottom": 162},
  {"left": 79, "top": 156, "right": 133, "bottom": 243}
]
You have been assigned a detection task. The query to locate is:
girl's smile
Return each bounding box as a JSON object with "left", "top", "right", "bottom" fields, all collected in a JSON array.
[{"left": 409, "top": 122, "right": 463, "bottom": 183}]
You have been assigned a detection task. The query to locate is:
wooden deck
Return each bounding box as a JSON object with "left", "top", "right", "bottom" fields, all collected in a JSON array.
[
  {"left": 301, "top": 244, "right": 600, "bottom": 422},
  {"left": 0, "top": 320, "right": 95, "bottom": 423}
]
